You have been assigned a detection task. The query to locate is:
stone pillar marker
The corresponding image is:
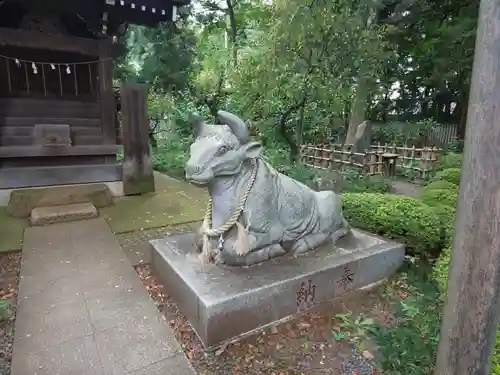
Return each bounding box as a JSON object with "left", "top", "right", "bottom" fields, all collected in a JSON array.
[{"left": 120, "top": 83, "right": 155, "bottom": 196}]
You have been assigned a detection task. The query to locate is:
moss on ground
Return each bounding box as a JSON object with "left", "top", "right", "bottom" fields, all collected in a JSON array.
[
  {"left": 0, "top": 208, "right": 28, "bottom": 252},
  {"left": 102, "top": 174, "right": 208, "bottom": 234}
]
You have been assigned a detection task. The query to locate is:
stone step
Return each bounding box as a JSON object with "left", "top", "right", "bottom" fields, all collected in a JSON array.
[
  {"left": 150, "top": 229, "right": 405, "bottom": 349},
  {"left": 7, "top": 183, "right": 113, "bottom": 218},
  {"left": 30, "top": 203, "right": 98, "bottom": 226}
]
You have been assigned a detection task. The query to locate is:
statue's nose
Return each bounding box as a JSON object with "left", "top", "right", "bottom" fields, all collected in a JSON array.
[{"left": 185, "top": 163, "right": 201, "bottom": 175}]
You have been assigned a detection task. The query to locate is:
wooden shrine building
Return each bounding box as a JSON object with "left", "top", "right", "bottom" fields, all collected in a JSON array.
[{"left": 0, "top": 0, "right": 188, "bottom": 190}]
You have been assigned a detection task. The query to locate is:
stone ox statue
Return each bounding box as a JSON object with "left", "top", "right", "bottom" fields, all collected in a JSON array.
[{"left": 185, "top": 111, "right": 351, "bottom": 266}]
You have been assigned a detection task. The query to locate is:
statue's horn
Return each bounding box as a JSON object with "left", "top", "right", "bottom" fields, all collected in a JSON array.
[
  {"left": 189, "top": 113, "right": 204, "bottom": 136},
  {"left": 217, "top": 110, "right": 250, "bottom": 144}
]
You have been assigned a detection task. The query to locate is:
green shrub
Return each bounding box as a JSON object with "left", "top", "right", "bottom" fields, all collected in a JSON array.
[
  {"left": 345, "top": 174, "right": 391, "bottom": 194},
  {"left": 432, "top": 168, "right": 461, "bottom": 185},
  {"left": 152, "top": 135, "right": 192, "bottom": 178},
  {"left": 343, "top": 193, "right": 445, "bottom": 255},
  {"left": 372, "top": 264, "right": 442, "bottom": 375},
  {"left": 493, "top": 332, "right": 500, "bottom": 374},
  {"left": 0, "top": 300, "right": 12, "bottom": 322},
  {"left": 312, "top": 168, "right": 391, "bottom": 193},
  {"left": 437, "top": 152, "right": 463, "bottom": 171},
  {"left": 433, "top": 246, "right": 451, "bottom": 293},
  {"left": 421, "top": 188, "right": 458, "bottom": 209},
  {"left": 424, "top": 180, "right": 459, "bottom": 194}
]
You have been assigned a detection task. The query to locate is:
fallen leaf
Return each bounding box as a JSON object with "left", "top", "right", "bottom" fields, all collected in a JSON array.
[
  {"left": 363, "top": 350, "right": 375, "bottom": 361},
  {"left": 298, "top": 322, "right": 311, "bottom": 329}
]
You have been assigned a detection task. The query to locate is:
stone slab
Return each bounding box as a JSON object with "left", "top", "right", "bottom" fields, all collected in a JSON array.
[
  {"left": 12, "top": 218, "right": 193, "bottom": 375},
  {"left": 7, "top": 183, "right": 113, "bottom": 218},
  {"left": 151, "top": 230, "right": 405, "bottom": 349},
  {"left": 30, "top": 203, "right": 98, "bottom": 226}
]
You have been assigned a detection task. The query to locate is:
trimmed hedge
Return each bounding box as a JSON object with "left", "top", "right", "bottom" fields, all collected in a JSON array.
[
  {"left": 432, "top": 168, "right": 461, "bottom": 185},
  {"left": 342, "top": 193, "right": 446, "bottom": 256},
  {"left": 437, "top": 152, "right": 463, "bottom": 171},
  {"left": 433, "top": 246, "right": 451, "bottom": 293},
  {"left": 424, "top": 180, "right": 459, "bottom": 194},
  {"left": 421, "top": 188, "right": 459, "bottom": 209}
]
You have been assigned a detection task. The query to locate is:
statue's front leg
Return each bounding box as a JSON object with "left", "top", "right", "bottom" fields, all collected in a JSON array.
[{"left": 216, "top": 231, "right": 286, "bottom": 266}]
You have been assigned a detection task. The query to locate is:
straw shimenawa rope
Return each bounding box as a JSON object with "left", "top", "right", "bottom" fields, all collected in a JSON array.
[{"left": 199, "top": 159, "right": 258, "bottom": 263}]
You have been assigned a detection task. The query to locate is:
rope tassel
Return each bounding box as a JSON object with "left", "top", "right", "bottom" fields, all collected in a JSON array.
[
  {"left": 234, "top": 220, "right": 251, "bottom": 256},
  {"left": 199, "top": 233, "right": 212, "bottom": 264}
]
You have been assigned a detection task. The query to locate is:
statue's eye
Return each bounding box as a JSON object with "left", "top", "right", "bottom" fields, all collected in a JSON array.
[{"left": 217, "top": 146, "right": 230, "bottom": 156}]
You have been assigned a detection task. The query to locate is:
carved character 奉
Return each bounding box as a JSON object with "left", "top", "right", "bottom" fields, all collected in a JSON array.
[{"left": 185, "top": 110, "right": 351, "bottom": 266}]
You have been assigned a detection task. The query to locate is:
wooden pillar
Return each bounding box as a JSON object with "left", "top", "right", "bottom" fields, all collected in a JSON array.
[
  {"left": 98, "top": 40, "right": 116, "bottom": 145},
  {"left": 121, "top": 83, "right": 155, "bottom": 196},
  {"left": 434, "top": 0, "right": 500, "bottom": 373}
]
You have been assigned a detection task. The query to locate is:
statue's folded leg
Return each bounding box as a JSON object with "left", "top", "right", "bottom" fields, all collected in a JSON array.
[
  {"left": 292, "top": 220, "right": 350, "bottom": 255},
  {"left": 291, "top": 231, "right": 332, "bottom": 255},
  {"left": 217, "top": 243, "right": 286, "bottom": 267}
]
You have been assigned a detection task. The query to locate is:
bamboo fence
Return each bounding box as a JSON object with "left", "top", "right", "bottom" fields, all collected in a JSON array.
[{"left": 300, "top": 143, "right": 443, "bottom": 179}]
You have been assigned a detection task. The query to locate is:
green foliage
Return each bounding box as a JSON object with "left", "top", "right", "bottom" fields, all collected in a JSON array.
[
  {"left": 262, "top": 147, "right": 317, "bottom": 184},
  {"left": 433, "top": 246, "right": 451, "bottom": 293},
  {"left": 432, "top": 168, "right": 462, "bottom": 186},
  {"left": 342, "top": 193, "right": 445, "bottom": 255},
  {"left": 0, "top": 300, "right": 12, "bottom": 322},
  {"left": 446, "top": 139, "right": 465, "bottom": 153},
  {"left": 432, "top": 229, "right": 500, "bottom": 375},
  {"left": 152, "top": 135, "right": 192, "bottom": 179},
  {"left": 421, "top": 188, "right": 458, "bottom": 209},
  {"left": 423, "top": 180, "right": 459, "bottom": 194},
  {"left": 436, "top": 152, "right": 464, "bottom": 171},
  {"left": 341, "top": 170, "right": 391, "bottom": 193},
  {"left": 118, "top": 24, "right": 198, "bottom": 91},
  {"left": 372, "top": 119, "right": 438, "bottom": 146},
  {"left": 332, "top": 313, "right": 377, "bottom": 346},
  {"left": 493, "top": 332, "right": 500, "bottom": 375},
  {"left": 372, "top": 263, "right": 442, "bottom": 375}
]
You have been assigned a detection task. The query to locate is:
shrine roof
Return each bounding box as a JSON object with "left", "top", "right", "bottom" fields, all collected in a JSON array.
[
  {"left": 104, "top": 0, "right": 191, "bottom": 26},
  {"left": 2, "top": 0, "right": 191, "bottom": 31}
]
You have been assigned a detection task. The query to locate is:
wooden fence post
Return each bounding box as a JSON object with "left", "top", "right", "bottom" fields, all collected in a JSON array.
[
  {"left": 369, "top": 150, "right": 376, "bottom": 175},
  {"left": 434, "top": 0, "right": 500, "bottom": 372},
  {"left": 121, "top": 83, "right": 155, "bottom": 196}
]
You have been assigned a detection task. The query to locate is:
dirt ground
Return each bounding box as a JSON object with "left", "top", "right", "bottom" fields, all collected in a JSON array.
[
  {"left": 0, "top": 253, "right": 20, "bottom": 375},
  {"left": 135, "top": 263, "right": 393, "bottom": 375},
  {"left": 117, "top": 223, "right": 395, "bottom": 374}
]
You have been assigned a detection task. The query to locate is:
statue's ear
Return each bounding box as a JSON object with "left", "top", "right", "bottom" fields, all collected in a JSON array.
[
  {"left": 189, "top": 113, "right": 204, "bottom": 137},
  {"left": 240, "top": 141, "right": 263, "bottom": 159}
]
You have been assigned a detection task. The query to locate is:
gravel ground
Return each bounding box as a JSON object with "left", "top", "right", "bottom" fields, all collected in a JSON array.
[{"left": 0, "top": 252, "right": 21, "bottom": 375}]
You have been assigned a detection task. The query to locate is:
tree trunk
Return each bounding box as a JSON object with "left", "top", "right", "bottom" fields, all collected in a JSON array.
[
  {"left": 345, "top": 6, "right": 377, "bottom": 150},
  {"left": 345, "top": 76, "right": 370, "bottom": 149},
  {"left": 279, "top": 97, "right": 306, "bottom": 162},
  {"left": 434, "top": 0, "right": 500, "bottom": 372},
  {"left": 296, "top": 97, "right": 306, "bottom": 149},
  {"left": 456, "top": 90, "right": 469, "bottom": 140},
  {"left": 226, "top": 0, "right": 238, "bottom": 68}
]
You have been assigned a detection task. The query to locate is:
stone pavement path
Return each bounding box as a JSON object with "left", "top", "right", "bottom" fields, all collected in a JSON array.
[
  {"left": 389, "top": 179, "right": 424, "bottom": 198},
  {"left": 11, "top": 218, "right": 196, "bottom": 375}
]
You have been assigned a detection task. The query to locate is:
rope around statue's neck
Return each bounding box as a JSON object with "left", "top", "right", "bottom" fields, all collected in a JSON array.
[
  {"left": 202, "top": 159, "right": 258, "bottom": 237},
  {"left": 199, "top": 159, "right": 258, "bottom": 263}
]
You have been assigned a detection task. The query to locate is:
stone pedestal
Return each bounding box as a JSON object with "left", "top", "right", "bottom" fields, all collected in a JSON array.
[{"left": 150, "top": 230, "right": 405, "bottom": 349}]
